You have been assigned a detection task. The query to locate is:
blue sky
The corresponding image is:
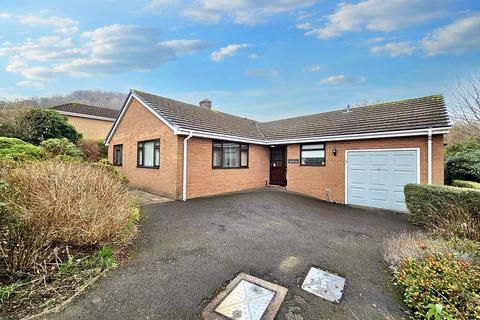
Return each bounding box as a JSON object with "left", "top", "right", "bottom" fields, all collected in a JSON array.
[{"left": 0, "top": 0, "right": 479, "bottom": 120}]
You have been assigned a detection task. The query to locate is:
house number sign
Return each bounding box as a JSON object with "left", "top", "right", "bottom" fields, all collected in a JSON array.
[{"left": 288, "top": 159, "right": 300, "bottom": 164}]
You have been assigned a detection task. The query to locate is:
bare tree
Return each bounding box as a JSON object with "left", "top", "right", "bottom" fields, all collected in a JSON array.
[{"left": 450, "top": 71, "right": 480, "bottom": 142}]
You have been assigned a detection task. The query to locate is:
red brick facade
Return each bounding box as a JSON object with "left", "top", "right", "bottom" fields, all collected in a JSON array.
[
  {"left": 109, "top": 97, "right": 445, "bottom": 202},
  {"left": 285, "top": 136, "right": 444, "bottom": 203}
]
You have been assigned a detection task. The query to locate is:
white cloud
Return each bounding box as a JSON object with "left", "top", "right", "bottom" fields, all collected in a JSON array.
[
  {"left": 248, "top": 53, "right": 259, "bottom": 59},
  {"left": 181, "top": 0, "right": 318, "bottom": 25},
  {"left": 303, "top": 65, "right": 321, "bottom": 72},
  {"left": 307, "top": 0, "right": 447, "bottom": 39},
  {"left": 296, "top": 22, "right": 313, "bottom": 30},
  {"left": 19, "top": 14, "right": 79, "bottom": 34},
  {"left": 421, "top": 13, "right": 480, "bottom": 56},
  {"left": 1, "top": 24, "right": 210, "bottom": 81},
  {"left": 16, "top": 80, "right": 44, "bottom": 88},
  {"left": 319, "top": 75, "right": 366, "bottom": 85},
  {"left": 244, "top": 68, "right": 279, "bottom": 77},
  {"left": 370, "top": 41, "right": 416, "bottom": 57},
  {"left": 366, "top": 37, "right": 387, "bottom": 44},
  {"left": 6, "top": 55, "right": 56, "bottom": 80},
  {"left": 55, "top": 25, "right": 209, "bottom": 77},
  {"left": 0, "top": 12, "right": 12, "bottom": 18},
  {"left": 0, "top": 36, "right": 80, "bottom": 62},
  {"left": 210, "top": 43, "right": 250, "bottom": 62},
  {"left": 144, "top": 0, "right": 178, "bottom": 9}
]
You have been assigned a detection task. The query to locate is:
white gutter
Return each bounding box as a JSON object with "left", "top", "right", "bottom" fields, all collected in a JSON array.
[
  {"left": 57, "top": 111, "right": 116, "bottom": 122},
  {"left": 182, "top": 132, "right": 193, "bottom": 201},
  {"left": 175, "top": 126, "right": 451, "bottom": 146},
  {"left": 427, "top": 129, "right": 433, "bottom": 185}
]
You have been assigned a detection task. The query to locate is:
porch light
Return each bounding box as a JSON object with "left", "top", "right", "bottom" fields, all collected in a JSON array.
[{"left": 332, "top": 147, "right": 337, "bottom": 156}]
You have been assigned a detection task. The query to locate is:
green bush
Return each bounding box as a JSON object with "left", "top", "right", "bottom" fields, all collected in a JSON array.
[
  {"left": 40, "top": 138, "right": 83, "bottom": 159},
  {"left": 1, "top": 108, "right": 81, "bottom": 145},
  {"left": 452, "top": 179, "right": 480, "bottom": 190},
  {"left": 0, "top": 137, "right": 45, "bottom": 161},
  {"left": 404, "top": 184, "right": 480, "bottom": 240},
  {"left": 445, "top": 151, "right": 480, "bottom": 184},
  {"left": 394, "top": 252, "right": 480, "bottom": 319}
]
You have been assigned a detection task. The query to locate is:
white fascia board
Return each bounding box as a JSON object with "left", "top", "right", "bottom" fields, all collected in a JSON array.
[
  {"left": 176, "top": 127, "right": 450, "bottom": 145},
  {"left": 58, "top": 111, "right": 116, "bottom": 122},
  {"left": 176, "top": 129, "right": 265, "bottom": 144},
  {"left": 265, "top": 127, "right": 451, "bottom": 145},
  {"left": 105, "top": 93, "right": 180, "bottom": 145},
  {"left": 131, "top": 93, "right": 180, "bottom": 134}
]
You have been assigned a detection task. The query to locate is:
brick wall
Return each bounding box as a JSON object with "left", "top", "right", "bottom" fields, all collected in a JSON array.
[
  {"left": 185, "top": 137, "right": 270, "bottom": 198},
  {"left": 286, "top": 135, "right": 444, "bottom": 203},
  {"left": 108, "top": 98, "right": 181, "bottom": 199},
  {"left": 66, "top": 116, "right": 114, "bottom": 140}
]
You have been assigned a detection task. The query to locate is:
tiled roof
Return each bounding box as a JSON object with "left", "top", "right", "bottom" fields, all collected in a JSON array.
[
  {"left": 259, "top": 96, "right": 450, "bottom": 140},
  {"left": 51, "top": 103, "right": 118, "bottom": 120},
  {"left": 130, "top": 90, "right": 450, "bottom": 142},
  {"left": 132, "top": 90, "right": 265, "bottom": 140}
]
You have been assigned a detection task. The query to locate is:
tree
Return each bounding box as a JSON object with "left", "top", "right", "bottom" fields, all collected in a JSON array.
[
  {"left": 0, "top": 105, "right": 81, "bottom": 145},
  {"left": 19, "top": 109, "right": 81, "bottom": 144},
  {"left": 450, "top": 71, "right": 480, "bottom": 143}
]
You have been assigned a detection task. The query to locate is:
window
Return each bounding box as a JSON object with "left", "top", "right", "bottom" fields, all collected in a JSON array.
[
  {"left": 300, "top": 143, "right": 325, "bottom": 166},
  {"left": 137, "top": 139, "right": 160, "bottom": 168},
  {"left": 212, "top": 140, "right": 249, "bottom": 168},
  {"left": 113, "top": 144, "right": 123, "bottom": 166}
]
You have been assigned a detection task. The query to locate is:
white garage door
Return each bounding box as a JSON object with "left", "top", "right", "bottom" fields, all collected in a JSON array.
[{"left": 346, "top": 149, "right": 419, "bottom": 212}]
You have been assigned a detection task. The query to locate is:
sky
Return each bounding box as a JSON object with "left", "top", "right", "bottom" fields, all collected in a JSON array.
[{"left": 0, "top": 0, "right": 479, "bottom": 120}]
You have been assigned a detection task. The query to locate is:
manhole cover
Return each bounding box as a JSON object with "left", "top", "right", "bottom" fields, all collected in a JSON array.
[
  {"left": 301, "top": 267, "right": 345, "bottom": 303},
  {"left": 202, "top": 273, "right": 288, "bottom": 320},
  {"left": 215, "top": 280, "right": 275, "bottom": 320}
]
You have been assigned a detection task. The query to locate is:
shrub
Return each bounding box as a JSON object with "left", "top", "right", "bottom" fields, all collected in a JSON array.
[
  {"left": 0, "top": 107, "right": 81, "bottom": 145},
  {"left": 445, "top": 150, "right": 480, "bottom": 184},
  {"left": 0, "top": 160, "right": 137, "bottom": 276},
  {"left": 452, "top": 179, "right": 480, "bottom": 190},
  {"left": 0, "top": 137, "right": 45, "bottom": 161},
  {"left": 76, "top": 139, "right": 107, "bottom": 162},
  {"left": 405, "top": 184, "right": 480, "bottom": 240},
  {"left": 383, "top": 232, "right": 454, "bottom": 273},
  {"left": 95, "top": 159, "right": 128, "bottom": 184},
  {"left": 394, "top": 252, "right": 480, "bottom": 319},
  {"left": 40, "top": 138, "right": 83, "bottom": 159}
]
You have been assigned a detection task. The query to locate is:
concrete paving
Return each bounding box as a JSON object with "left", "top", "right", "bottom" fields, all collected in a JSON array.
[
  {"left": 130, "top": 189, "right": 173, "bottom": 206},
  {"left": 46, "top": 189, "right": 414, "bottom": 320}
]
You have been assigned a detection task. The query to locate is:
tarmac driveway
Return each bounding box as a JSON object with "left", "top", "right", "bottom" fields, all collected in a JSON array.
[{"left": 49, "top": 189, "right": 414, "bottom": 320}]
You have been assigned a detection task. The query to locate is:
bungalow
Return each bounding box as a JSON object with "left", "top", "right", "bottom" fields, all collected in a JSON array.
[
  {"left": 51, "top": 103, "right": 118, "bottom": 140},
  {"left": 105, "top": 90, "right": 450, "bottom": 212}
]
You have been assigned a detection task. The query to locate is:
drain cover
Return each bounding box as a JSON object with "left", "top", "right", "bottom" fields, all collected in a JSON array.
[
  {"left": 301, "top": 267, "right": 345, "bottom": 303},
  {"left": 215, "top": 280, "right": 275, "bottom": 320},
  {"left": 202, "top": 273, "right": 288, "bottom": 320}
]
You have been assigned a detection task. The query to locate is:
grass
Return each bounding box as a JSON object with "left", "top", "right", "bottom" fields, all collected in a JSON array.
[{"left": 0, "top": 283, "right": 22, "bottom": 303}]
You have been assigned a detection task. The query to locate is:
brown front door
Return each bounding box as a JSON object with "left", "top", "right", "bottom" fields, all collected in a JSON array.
[{"left": 270, "top": 146, "right": 286, "bottom": 186}]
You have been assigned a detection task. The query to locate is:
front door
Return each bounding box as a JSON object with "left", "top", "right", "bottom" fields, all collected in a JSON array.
[{"left": 270, "top": 146, "right": 286, "bottom": 186}]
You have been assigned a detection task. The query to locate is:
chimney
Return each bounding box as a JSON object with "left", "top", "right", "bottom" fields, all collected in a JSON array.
[
  {"left": 199, "top": 98, "right": 212, "bottom": 110},
  {"left": 345, "top": 104, "right": 351, "bottom": 112}
]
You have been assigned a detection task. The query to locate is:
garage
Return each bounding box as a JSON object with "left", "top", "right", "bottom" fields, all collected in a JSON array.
[{"left": 346, "top": 149, "right": 419, "bottom": 212}]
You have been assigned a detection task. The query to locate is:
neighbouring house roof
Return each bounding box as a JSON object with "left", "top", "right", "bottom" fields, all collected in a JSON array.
[
  {"left": 51, "top": 103, "right": 119, "bottom": 121},
  {"left": 106, "top": 90, "right": 450, "bottom": 145}
]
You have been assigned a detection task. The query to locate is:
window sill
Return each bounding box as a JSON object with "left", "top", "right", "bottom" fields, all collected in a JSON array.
[
  {"left": 212, "top": 166, "right": 249, "bottom": 169},
  {"left": 299, "top": 164, "right": 326, "bottom": 167},
  {"left": 113, "top": 164, "right": 122, "bottom": 167},
  {"left": 137, "top": 165, "right": 160, "bottom": 169}
]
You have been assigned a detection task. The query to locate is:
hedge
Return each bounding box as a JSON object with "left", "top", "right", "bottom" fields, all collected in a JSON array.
[
  {"left": 404, "top": 183, "right": 480, "bottom": 240},
  {"left": 0, "top": 137, "right": 45, "bottom": 161},
  {"left": 444, "top": 150, "right": 480, "bottom": 184},
  {"left": 452, "top": 179, "right": 480, "bottom": 190}
]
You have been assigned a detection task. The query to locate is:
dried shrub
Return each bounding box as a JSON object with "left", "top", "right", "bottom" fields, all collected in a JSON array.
[
  {"left": 383, "top": 232, "right": 454, "bottom": 273},
  {"left": 0, "top": 161, "right": 137, "bottom": 276},
  {"left": 76, "top": 139, "right": 107, "bottom": 162}
]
